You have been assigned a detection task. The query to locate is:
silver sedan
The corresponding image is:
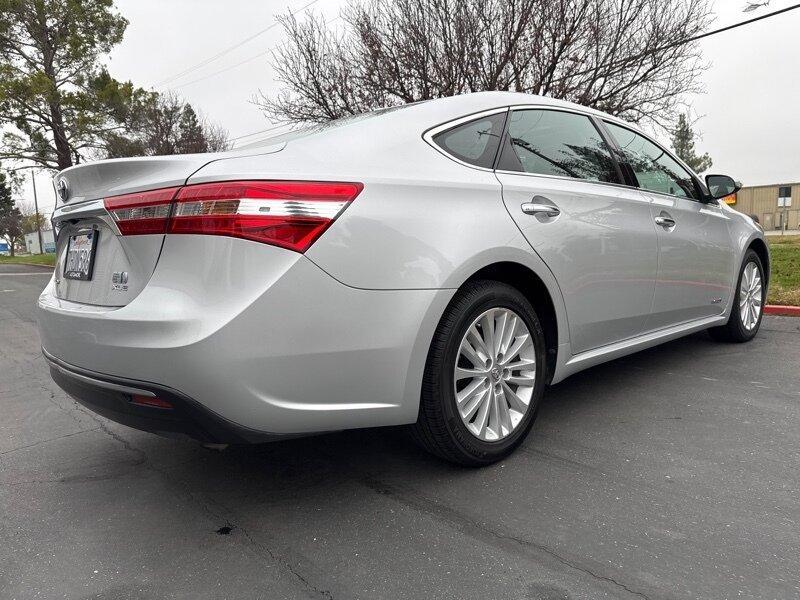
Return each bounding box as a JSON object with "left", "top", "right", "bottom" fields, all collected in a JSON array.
[{"left": 38, "top": 91, "right": 768, "bottom": 465}]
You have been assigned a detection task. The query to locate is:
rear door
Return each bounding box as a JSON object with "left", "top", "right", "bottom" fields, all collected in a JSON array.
[
  {"left": 602, "top": 121, "right": 735, "bottom": 329},
  {"left": 495, "top": 108, "right": 658, "bottom": 354}
]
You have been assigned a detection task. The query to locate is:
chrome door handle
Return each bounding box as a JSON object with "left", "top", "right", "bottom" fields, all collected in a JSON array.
[
  {"left": 654, "top": 216, "right": 675, "bottom": 228},
  {"left": 521, "top": 201, "right": 560, "bottom": 218}
]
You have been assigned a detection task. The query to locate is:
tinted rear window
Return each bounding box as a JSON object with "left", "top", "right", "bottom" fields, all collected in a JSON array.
[{"left": 432, "top": 112, "right": 508, "bottom": 169}]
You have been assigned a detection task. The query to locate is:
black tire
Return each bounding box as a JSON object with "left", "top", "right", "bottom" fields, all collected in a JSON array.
[
  {"left": 709, "top": 249, "right": 765, "bottom": 343},
  {"left": 411, "top": 280, "right": 547, "bottom": 466}
]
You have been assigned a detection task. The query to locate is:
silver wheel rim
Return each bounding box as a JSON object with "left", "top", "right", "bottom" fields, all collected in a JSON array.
[
  {"left": 739, "top": 261, "right": 762, "bottom": 331},
  {"left": 453, "top": 307, "right": 536, "bottom": 442}
]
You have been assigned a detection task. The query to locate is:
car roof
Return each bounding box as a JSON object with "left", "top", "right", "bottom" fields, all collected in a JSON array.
[{"left": 236, "top": 91, "right": 635, "bottom": 155}]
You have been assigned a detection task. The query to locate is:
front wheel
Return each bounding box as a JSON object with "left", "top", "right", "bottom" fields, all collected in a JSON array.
[
  {"left": 411, "top": 281, "right": 547, "bottom": 466},
  {"left": 709, "top": 249, "right": 766, "bottom": 343}
]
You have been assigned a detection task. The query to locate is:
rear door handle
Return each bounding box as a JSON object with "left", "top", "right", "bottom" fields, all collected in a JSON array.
[
  {"left": 654, "top": 215, "right": 676, "bottom": 228},
  {"left": 521, "top": 197, "right": 560, "bottom": 218}
]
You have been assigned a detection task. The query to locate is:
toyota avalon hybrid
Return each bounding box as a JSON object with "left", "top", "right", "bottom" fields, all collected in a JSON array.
[{"left": 38, "top": 91, "right": 768, "bottom": 465}]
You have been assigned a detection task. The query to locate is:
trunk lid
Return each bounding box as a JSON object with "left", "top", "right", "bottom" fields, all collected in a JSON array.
[
  {"left": 51, "top": 154, "right": 218, "bottom": 307},
  {"left": 51, "top": 146, "right": 286, "bottom": 307}
]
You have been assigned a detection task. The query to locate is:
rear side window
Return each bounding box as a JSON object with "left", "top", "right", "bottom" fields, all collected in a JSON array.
[
  {"left": 432, "top": 112, "right": 507, "bottom": 169},
  {"left": 604, "top": 122, "right": 700, "bottom": 200},
  {"left": 497, "top": 109, "right": 621, "bottom": 184}
]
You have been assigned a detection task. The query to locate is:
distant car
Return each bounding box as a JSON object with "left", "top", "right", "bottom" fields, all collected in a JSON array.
[{"left": 38, "top": 92, "right": 769, "bottom": 465}]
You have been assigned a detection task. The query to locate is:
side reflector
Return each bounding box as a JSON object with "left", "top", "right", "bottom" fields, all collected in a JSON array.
[
  {"left": 131, "top": 394, "right": 173, "bottom": 409},
  {"left": 168, "top": 181, "right": 363, "bottom": 253},
  {"left": 104, "top": 187, "right": 180, "bottom": 235}
]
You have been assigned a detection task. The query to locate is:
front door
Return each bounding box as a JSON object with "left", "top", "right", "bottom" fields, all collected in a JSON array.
[
  {"left": 644, "top": 194, "right": 734, "bottom": 328},
  {"left": 495, "top": 108, "right": 658, "bottom": 354}
]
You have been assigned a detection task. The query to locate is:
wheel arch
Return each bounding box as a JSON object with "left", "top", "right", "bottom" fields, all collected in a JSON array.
[
  {"left": 461, "top": 261, "right": 562, "bottom": 383},
  {"left": 747, "top": 237, "right": 770, "bottom": 288}
]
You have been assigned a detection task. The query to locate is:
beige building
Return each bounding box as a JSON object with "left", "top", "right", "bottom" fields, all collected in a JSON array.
[{"left": 729, "top": 183, "right": 799, "bottom": 231}]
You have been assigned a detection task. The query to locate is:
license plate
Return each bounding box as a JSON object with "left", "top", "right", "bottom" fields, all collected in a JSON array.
[{"left": 63, "top": 231, "right": 99, "bottom": 281}]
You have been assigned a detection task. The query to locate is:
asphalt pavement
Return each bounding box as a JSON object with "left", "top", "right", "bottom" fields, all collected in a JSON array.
[{"left": 2, "top": 262, "right": 799, "bottom": 600}]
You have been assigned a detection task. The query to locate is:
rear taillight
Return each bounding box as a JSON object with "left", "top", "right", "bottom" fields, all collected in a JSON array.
[
  {"left": 170, "top": 180, "right": 362, "bottom": 253},
  {"left": 104, "top": 180, "right": 362, "bottom": 253},
  {"left": 104, "top": 187, "right": 181, "bottom": 235}
]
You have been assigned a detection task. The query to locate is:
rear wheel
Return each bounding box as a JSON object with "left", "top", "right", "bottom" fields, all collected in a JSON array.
[
  {"left": 411, "top": 281, "right": 547, "bottom": 466},
  {"left": 709, "top": 249, "right": 765, "bottom": 343}
]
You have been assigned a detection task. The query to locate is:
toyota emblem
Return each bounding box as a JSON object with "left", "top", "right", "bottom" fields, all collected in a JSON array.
[{"left": 56, "top": 178, "right": 69, "bottom": 201}]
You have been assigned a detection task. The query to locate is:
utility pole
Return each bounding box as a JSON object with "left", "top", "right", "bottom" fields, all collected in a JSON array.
[
  {"left": 778, "top": 186, "right": 792, "bottom": 237},
  {"left": 31, "top": 173, "right": 43, "bottom": 254}
]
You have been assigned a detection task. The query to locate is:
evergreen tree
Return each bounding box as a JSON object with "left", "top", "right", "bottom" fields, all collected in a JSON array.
[
  {"left": 0, "top": 2, "right": 228, "bottom": 168},
  {"left": 671, "top": 113, "right": 713, "bottom": 173},
  {"left": 0, "top": 168, "right": 23, "bottom": 257},
  {"left": 104, "top": 93, "right": 229, "bottom": 158},
  {"left": 176, "top": 105, "right": 208, "bottom": 154},
  {"left": 0, "top": 0, "right": 128, "bottom": 170}
]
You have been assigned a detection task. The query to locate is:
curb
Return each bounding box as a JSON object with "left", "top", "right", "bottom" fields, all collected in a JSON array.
[
  {"left": 0, "top": 263, "right": 55, "bottom": 271},
  {"left": 765, "top": 305, "right": 800, "bottom": 317},
  {"left": 0, "top": 262, "right": 54, "bottom": 270}
]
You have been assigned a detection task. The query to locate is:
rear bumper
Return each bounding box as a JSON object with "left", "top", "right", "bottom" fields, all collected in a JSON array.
[
  {"left": 44, "top": 349, "right": 282, "bottom": 443},
  {"left": 38, "top": 236, "right": 454, "bottom": 436}
]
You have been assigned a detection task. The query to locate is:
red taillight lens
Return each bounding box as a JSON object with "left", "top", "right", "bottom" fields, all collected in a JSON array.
[
  {"left": 104, "top": 187, "right": 181, "bottom": 235},
  {"left": 104, "top": 180, "right": 363, "bottom": 254},
  {"left": 168, "top": 181, "right": 362, "bottom": 253}
]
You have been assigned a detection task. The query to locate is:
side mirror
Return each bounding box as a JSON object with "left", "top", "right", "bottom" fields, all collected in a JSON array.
[{"left": 705, "top": 174, "right": 741, "bottom": 200}]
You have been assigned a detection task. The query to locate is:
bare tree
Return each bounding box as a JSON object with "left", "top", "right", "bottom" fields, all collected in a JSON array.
[{"left": 257, "top": 0, "right": 712, "bottom": 131}]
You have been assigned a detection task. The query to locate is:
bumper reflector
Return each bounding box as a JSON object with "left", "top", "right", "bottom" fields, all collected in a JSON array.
[{"left": 131, "top": 394, "right": 173, "bottom": 409}]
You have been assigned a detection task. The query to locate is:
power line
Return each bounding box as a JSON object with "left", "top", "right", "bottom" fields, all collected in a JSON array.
[
  {"left": 229, "top": 123, "right": 292, "bottom": 142},
  {"left": 223, "top": 2, "right": 800, "bottom": 144},
  {"left": 172, "top": 51, "right": 270, "bottom": 90},
  {"left": 173, "top": 15, "right": 341, "bottom": 91},
  {"left": 155, "top": 0, "right": 321, "bottom": 88},
  {"left": 549, "top": 2, "right": 800, "bottom": 85},
  {"left": 682, "top": 1, "right": 799, "bottom": 43}
]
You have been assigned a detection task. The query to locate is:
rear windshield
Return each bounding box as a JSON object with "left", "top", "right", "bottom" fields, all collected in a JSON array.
[{"left": 238, "top": 103, "right": 426, "bottom": 150}]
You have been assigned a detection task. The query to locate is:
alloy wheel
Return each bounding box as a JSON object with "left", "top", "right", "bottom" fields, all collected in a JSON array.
[
  {"left": 453, "top": 307, "right": 536, "bottom": 441},
  {"left": 739, "top": 261, "right": 763, "bottom": 331}
]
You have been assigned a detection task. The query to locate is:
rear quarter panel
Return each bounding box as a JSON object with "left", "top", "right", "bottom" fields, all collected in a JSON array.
[{"left": 188, "top": 132, "right": 570, "bottom": 345}]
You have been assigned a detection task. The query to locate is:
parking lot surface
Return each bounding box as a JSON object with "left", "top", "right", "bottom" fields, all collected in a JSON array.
[{"left": 2, "top": 263, "right": 800, "bottom": 600}]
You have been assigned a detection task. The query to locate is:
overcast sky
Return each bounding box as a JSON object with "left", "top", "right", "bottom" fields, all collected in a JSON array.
[{"left": 21, "top": 0, "right": 800, "bottom": 213}]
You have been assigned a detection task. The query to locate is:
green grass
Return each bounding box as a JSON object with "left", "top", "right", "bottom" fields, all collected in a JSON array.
[
  {"left": 0, "top": 253, "right": 56, "bottom": 267},
  {"left": 767, "top": 236, "right": 800, "bottom": 306}
]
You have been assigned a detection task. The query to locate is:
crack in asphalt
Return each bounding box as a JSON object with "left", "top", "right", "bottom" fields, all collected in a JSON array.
[
  {"left": 0, "top": 427, "right": 101, "bottom": 456},
  {"left": 54, "top": 395, "right": 336, "bottom": 600},
  {"left": 359, "top": 476, "right": 655, "bottom": 600},
  {"left": 233, "top": 518, "right": 336, "bottom": 600},
  {"left": 168, "top": 481, "right": 336, "bottom": 600}
]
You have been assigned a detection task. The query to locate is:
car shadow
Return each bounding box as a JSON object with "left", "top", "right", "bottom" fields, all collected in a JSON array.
[{"left": 150, "top": 330, "right": 723, "bottom": 495}]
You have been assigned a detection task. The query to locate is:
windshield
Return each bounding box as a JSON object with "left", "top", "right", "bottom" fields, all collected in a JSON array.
[{"left": 236, "top": 103, "right": 425, "bottom": 150}]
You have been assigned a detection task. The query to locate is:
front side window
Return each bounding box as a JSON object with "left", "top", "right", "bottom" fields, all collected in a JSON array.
[
  {"left": 432, "top": 112, "right": 507, "bottom": 169},
  {"left": 497, "top": 109, "right": 621, "bottom": 184},
  {"left": 604, "top": 122, "right": 700, "bottom": 200}
]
